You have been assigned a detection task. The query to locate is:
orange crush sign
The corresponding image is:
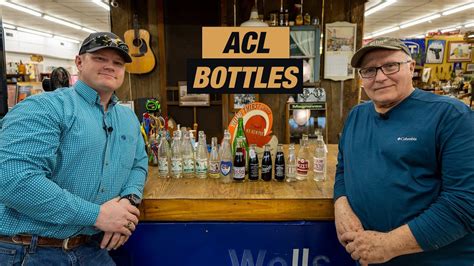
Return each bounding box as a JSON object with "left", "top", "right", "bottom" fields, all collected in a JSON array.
[{"left": 228, "top": 102, "right": 273, "bottom": 147}]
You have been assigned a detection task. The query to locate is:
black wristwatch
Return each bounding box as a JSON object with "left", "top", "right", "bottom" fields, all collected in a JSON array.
[{"left": 121, "top": 194, "right": 141, "bottom": 207}]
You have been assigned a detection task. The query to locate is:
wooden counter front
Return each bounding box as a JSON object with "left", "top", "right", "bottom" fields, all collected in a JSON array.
[{"left": 140, "top": 144, "right": 338, "bottom": 222}]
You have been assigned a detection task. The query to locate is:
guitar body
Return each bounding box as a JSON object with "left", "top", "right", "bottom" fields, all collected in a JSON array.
[{"left": 124, "top": 28, "right": 156, "bottom": 74}]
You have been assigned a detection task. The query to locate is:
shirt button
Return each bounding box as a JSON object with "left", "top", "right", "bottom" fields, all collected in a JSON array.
[
  {"left": 100, "top": 188, "right": 105, "bottom": 193},
  {"left": 105, "top": 162, "right": 109, "bottom": 166}
]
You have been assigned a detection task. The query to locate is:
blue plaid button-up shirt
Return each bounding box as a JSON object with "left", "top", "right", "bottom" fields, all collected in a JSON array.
[{"left": 0, "top": 80, "right": 148, "bottom": 238}]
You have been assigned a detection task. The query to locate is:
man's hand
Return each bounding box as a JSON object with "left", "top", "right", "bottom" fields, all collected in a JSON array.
[
  {"left": 94, "top": 197, "right": 140, "bottom": 236},
  {"left": 341, "top": 230, "right": 393, "bottom": 265},
  {"left": 100, "top": 232, "right": 130, "bottom": 250},
  {"left": 334, "top": 196, "right": 364, "bottom": 247}
]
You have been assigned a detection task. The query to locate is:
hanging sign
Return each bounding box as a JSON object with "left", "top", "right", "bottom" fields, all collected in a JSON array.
[{"left": 187, "top": 27, "right": 303, "bottom": 94}]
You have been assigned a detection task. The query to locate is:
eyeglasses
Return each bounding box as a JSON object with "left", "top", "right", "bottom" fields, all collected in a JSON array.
[
  {"left": 80, "top": 34, "right": 129, "bottom": 54},
  {"left": 358, "top": 60, "right": 412, "bottom": 79}
]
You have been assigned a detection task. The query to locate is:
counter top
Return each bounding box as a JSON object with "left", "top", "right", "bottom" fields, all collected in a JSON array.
[{"left": 140, "top": 144, "right": 338, "bottom": 221}]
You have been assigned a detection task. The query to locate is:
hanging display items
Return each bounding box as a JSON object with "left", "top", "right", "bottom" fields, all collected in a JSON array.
[
  {"left": 324, "top": 21, "right": 357, "bottom": 81},
  {"left": 230, "top": 94, "right": 259, "bottom": 111},
  {"left": 402, "top": 39, "right": 426, "bottom": 66},
  {"left": 447, "top": 41, "right": 472, "bottom": 62},
  {"left": 425, "top": 39, "right": 445, "bottom": 64}
]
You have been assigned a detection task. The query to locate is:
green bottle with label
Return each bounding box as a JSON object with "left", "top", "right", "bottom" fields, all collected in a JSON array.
[{"left": 232, "top": 118, "right": 249, "bottom": 168}]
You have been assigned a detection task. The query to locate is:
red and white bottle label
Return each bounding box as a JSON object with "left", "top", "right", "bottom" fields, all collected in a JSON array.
[{"left": 297, "top": 159, "right": 308, "bottom": 174}]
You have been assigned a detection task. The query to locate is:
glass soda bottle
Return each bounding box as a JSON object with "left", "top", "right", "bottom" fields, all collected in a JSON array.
[
  {"left": 233, "top": 138, "right": 246, "bottom": 182},
  {"left": 313, "top": 134, "right": 327, "bottom": 181},
  {"left": 261, "top": 144, "right": 272, "bottom": 181},
  {"left": 232, "top": 117, "right": 248, "bottom": 158},
  {"left": 296, "top": 134, "right": 310, "bottom": 180},
  {"left": 274, "top": 144, "right": 285, "bottom": 181},
  {"left": 220, "top": 130, "right": 233, "bottom": 183},
  {"left": 208, "top": 137, "right": 220, "bottom": 178},
  {"left": 182, "top": 132, "right": 195, "bottom": 178},
  {"left": 170, "top": 131, "right": 183, "bottom": 178},
  {"left": 195, "top": 131, "right": 208, "bottom": 178},
  {"left": 248, "top": 144, "right": 259, "bottom": 181},
  {"left": 157, "top": 131, "right": 170, "bottom": 178},
  {"left": 286, "top": 144, "right": 297, "bottom": 182}
]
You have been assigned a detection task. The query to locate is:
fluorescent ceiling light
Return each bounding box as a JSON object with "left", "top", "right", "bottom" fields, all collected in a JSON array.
[
  {"left": 17, "top": 27, "right": 53, "bottom": 38},
  {"left": 81, "top": 27, "right": 96, "bottom": 33},
  {"left": 365, "top": 0, "right": 396, "bottom": 17},
  {"left": 442, "top": 3, "right": 474, "bottom": 16},
  {"left": 92, "top": 0, "right": 110, "bottom": 11},
  {"left": 400, "top": 14, "right": 441, "bottom": 29},
  {"left": 3, "top": 23, "right": 16, "bottom": 29},
  {"left": 1, "top": 1, "right": 42, "bottom": 16},
  {"left": 465, "top": 22, "right": 474, "bottom": 28},
  {"left": 413, "top": 35, "right": 426, "bottom": 39},
  {"left": 371, "top": 26, "right": 400, "bottom": 37},
  {"left": 53, "top": 35, "right": 80, "bottom": 44},
  {"left": 43, "top": 15, "right": 82, "bottom": 30},
  {"left": 440, "top": 28, "right": 457, "bottom": 33}
]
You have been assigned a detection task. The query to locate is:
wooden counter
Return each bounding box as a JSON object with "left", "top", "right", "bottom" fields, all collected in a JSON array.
[{"left": 140, "top": 144, "right": 338, "bottom": 222}]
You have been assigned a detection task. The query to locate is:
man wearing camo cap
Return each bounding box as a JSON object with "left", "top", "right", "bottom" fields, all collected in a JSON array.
[
  {"left": 0, "top": 32, "right": 148, "bottom": 265},
  {"left": 333, "top": 37, "right": 473, "bottom": 265}
]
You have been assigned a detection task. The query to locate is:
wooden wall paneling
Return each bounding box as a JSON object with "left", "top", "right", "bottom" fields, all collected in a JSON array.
[
  {"left": 111, "top": 0, "right": 164, "bottom": 116},
  {"left": 320, "top": 0, "right": 366, "bottom": 144}
]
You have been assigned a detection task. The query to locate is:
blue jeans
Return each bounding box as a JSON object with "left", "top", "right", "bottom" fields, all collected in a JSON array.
[{"left": 0, "top": 235, "right": 116, "bottom": 266}]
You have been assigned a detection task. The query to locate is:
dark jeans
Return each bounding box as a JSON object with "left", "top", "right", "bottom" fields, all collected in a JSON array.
[{"left": 0, "top": 235, "right": 116, "bottom": 266}]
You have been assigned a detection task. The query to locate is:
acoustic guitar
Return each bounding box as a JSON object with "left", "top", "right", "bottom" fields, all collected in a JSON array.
[{"left": 124, "top": 14, "right": 156, "bottom": 74}]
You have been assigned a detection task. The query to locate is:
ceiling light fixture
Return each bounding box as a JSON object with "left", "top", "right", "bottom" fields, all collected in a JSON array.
[
  {"left": 465, "top": 22, "right": 474, "bottom": 28},
  {"left": 441, "top": 2, "right": 474, "bottom": 16},
  {"left": 365, "top": 0, "right": 397, "bottom": 17},
  {"left": 1, "top": 1, "right": 42, "bottom": 17},
  {"left": 400, "top": 14, "right": 441, "bottom": 29},
  {"left": 3, "top": 23, "right": 16, "bottom": 29},
  {"left": 370, "top": 26, "right": 400, "bottom": 38},
  {"left": 92, "top": 0, "right": 110, "bottom": 11},
  {"left": 43, "top": 15, "right": 82, "bottom": 30},
  {"left": 81, "top": 27, "right": 97, "bottom": 33},
  {"left": 53, "top": 35, "right": 80, "bottom": 44},
  {"left": 17, "top": 27, "right": 53, "bottom": 38},
  {"left": 440, "top": 28, "right": 458, "bottom": 33},
  {"left": 413, "top": 34, "right": 426, "bottom": 39}
]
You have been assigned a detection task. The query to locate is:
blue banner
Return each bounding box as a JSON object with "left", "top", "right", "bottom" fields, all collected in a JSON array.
[
  {"left": 112, "top": 222, "right": 355, "bottom": 266},
  {"left": 402, "top": 39, "right": 425, "bottom": 66}
]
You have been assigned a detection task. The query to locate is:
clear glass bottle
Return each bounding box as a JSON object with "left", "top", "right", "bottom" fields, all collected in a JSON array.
[
  {"left": 220, "top": 130, "right": 233, "bottom": 183},
  {"left": 182, "top": 132, "right": 195, "bottom": 178},
  {"left": 208, "top": 137, "right": 220, "bottom": 178},
  {"left": 286, "top": 144, "right": 297, "bottom": 182},
  {"left": 195, "top": 131, "right": 209, "bottom": 178},
  {"left": 313, "top": 134, "right": 327, "bottom": 181},
  {"left": 157, "top": 131, "right": 170, "bottom": 178},
  {"left": 170, "top": 131, "right": 183, "bottom": 178},
  {"left": 296, "top": 134, "right": 310, "bottom": 180}
]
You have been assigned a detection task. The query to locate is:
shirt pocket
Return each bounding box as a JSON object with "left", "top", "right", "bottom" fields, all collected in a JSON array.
[{"left": 119, "top": 134, "right": 137, "bottom": 169}]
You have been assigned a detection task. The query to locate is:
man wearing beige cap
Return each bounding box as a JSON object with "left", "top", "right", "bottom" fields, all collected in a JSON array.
[{"left": 333, "top": 37, "right": 473, "bottom": 265}]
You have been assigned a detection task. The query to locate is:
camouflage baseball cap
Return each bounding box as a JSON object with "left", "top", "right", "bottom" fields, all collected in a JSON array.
[
  {"left": 351, "top": 37, "right": 410, "bottom": 68},
  {"left": 79, "top": 32, "right": 132, "bottom": 63}
]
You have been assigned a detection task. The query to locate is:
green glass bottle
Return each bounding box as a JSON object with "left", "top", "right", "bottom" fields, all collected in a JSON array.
[{"left": 232, "top": 118, "right": 249, "bottom": 166}]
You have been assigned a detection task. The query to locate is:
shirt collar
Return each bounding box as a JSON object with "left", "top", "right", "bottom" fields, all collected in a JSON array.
[{"left": 74, "top": 80, "right": 120, "bottom": 107}]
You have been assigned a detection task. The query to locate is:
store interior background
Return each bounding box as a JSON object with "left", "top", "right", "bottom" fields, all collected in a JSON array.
[{"left": 1, "top": 0, "right": 473, "bottom": 144}]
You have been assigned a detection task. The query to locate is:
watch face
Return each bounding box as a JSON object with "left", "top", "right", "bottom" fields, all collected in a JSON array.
[{"left": 125, "top": 194, "right": 141, "bottom": 206}]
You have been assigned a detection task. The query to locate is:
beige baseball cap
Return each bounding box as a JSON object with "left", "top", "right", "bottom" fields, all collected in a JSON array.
[{"left": 351, "top": 37, "right": 410, "bottom": 68}]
